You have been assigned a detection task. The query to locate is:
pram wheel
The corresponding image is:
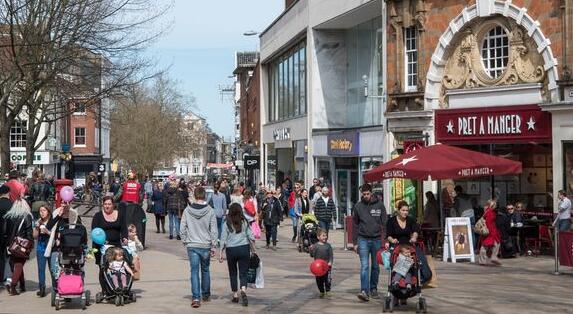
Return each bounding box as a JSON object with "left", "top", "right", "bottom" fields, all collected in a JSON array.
[
  {"left": 114, "top": 295, "right": 121, "bottom": 306},
  {"left": 416, "top": 297, "right": 427, "bottom": 313},
  {"left": 130, "top": 292, "right": 137, "bottom": 302},
  {"left": 383, "top": 296, "right": 394, "bottom": 313},
  {"left": 95, "top": 292, "right": 103, "bottom": 304},
  {"left": 54, "top": 299, "right": 61, "bottom": 311},
  {"left": 51, "top": 290, "right": 56, "bottom": 307},
  {"left": 81, "top": 299, "right": 86, "bottom": 310}
]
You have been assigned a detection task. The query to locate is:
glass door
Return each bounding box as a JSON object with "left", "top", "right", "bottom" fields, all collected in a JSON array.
[{"left": 335, "top": 170, "right": 359, "bottom": 228}]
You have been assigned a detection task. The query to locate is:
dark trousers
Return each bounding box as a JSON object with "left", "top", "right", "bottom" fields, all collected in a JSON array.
[
  {"left": 315, "top": 268, "right": 331, "bottom": 293},
  {"left": 155, "top": 214, "right": 165, "bottom": 232},
  {"left": 225, "top": 244, "right": 250, "bottom": 292},
  {"left": 265, "top": 224, "right": 278, "bottom": 246},
  {"left": 0, "top": 247, "right": 5, "bottom": 283}
]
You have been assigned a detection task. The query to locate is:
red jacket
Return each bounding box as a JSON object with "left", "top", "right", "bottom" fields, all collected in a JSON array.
[
  {"left": 121, "top": 180, "right": 141, "bottom": 203},
  {"left": 4, "top": 179, "right": 24, "bottom": 201},
  {"left": 482, "top": 207, "right": 500, "bottom": 246},
  {"left": 288, "top": 191, "right": 296, "bottom": 209}
]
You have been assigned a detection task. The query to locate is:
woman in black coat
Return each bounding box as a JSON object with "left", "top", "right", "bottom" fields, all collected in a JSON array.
[{"left": 4, "top": 200, "right": 34, "bottom": 295}]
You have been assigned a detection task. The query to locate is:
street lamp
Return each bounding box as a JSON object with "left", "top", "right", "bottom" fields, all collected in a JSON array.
[{"left": 243, "top": 30, "right": 259, "bottom": 36}]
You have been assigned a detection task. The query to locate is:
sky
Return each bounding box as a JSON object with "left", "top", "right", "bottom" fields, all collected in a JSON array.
[{"left": 145, "top": 0, "right": 284, "bottom": 140}]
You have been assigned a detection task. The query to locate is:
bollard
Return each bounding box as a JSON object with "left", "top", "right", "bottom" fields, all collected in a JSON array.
[
  {"left": 554, "top": 226, "right": 560, "bottom": 275},
  {"left": 343, "top": 214, "right": 348, "bottom": 251}
]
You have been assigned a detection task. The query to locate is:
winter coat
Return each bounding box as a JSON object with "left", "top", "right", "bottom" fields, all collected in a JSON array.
[
  {"left": 5, "top": 213, "right": 34, "bottom": 248},
  {"left": 314, "top": 196, "right": 336, "bottom": 222},
  {"left": 352, "top": 197, "right": 387, "bottom": 244},
  {"left": 481, "top": 208, "right": 500, "bottom": 246},
  {"left": 151, "top": 189, "right": 166, "bottom": 215},
  {"left": 262, "top": 197, "right": 282, "bottom": 226},
  {"left": 163, "top": 187, "right": 185, "bottom": 214}
]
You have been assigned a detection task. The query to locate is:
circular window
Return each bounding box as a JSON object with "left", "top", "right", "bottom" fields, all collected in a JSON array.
[{"left": 481, "top": 26, "right": 509, "bottom": 78}]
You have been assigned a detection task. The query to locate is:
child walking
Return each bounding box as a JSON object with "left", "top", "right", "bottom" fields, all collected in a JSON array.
[{"left": 311, "top": 228, "right": 333, "bottom": 298}]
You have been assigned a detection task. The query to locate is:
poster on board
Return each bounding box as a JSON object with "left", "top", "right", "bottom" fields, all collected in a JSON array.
[{"left": 445, "top": 217, "right": 475, "bottom": 263}]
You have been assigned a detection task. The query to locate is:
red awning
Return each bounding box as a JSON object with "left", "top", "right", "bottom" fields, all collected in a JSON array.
[
  {"left": 207, "top": 163, "right": 234, "bottom": 169},
  {"left": 363, "top": 144, "right": 522, "bottom": 182}
]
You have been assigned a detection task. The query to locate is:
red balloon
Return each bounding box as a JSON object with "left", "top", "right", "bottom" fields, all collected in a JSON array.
[{"left": 310, "top": 259, "right": 329, "bottom": 277}]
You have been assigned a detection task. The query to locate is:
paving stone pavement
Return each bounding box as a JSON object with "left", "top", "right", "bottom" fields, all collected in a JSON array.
[{"left": 0, "top": 208, "right": 572, "bottom": 314}]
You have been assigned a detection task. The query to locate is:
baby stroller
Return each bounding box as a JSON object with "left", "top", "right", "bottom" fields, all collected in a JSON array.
[
  {"left": 95, "top": 245, "right": 136, "bottom": 306},
  {"left": 297, "top": 214, "right": 319, "bottom": 253},
  {"left": 382, "top": 244, "right": 427, "bottom": 313},
  {"left": 51, "top": 223, "right": 90, "bottom": 310}
]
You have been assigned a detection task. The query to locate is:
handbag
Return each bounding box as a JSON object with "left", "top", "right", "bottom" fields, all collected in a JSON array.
[
  {"left": 8, "top": 215, "right": 34, "bottom": 259},
  {"left": 251, "top": 221, "right": 261, "bottom": 240},
  {"left": 474, "top": 216, "right": 489, "bottom": 236}
]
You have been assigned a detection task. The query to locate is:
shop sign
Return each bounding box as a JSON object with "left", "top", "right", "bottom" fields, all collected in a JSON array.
[
  {"left": 267, "top": 156, "right": 276, "bottom": 169},
  {"left": 244, "top": 155, "right": 260, "bottom": 170},
  {"left": 435, "top": 105, "right": 551, "bottom": 144},
  {"left": 328, "top": 132, "right": 359, "bottom": 156},
  {"left": 10, "top": 151, "right": 50, "bottom": 165},
  {"left": 273, "top": 128, "right": 291, "bottom": 141}
]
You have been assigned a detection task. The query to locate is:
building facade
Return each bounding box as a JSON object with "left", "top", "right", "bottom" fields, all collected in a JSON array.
[{"left": 260, "top": 0, "right": 387, "bottom": 226}]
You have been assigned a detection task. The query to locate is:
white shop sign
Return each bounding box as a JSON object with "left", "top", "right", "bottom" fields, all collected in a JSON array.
[{"left": 10, "top": 151, "right": 50, "bottom": 165}]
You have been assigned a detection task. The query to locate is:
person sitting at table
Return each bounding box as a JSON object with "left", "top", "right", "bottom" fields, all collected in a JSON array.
[
  {"left": 497, "top": 203, "right": 516, "bottom": 258},
  {"left": 423, "top": 192, "right": 439, "bottom": 228},
  {"left": 507, "top": 203, "right": 523, "bottom": 255}
]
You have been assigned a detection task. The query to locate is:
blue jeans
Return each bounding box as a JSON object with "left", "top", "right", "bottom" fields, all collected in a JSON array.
[
  {"left": 168, "top": 210, "right": 180, "bottom": 237},
  {"left": 36, "top": 241, "right": 53, "bottom": 289},
  {"left": 186, "top": 247, "right": 211, "bottom": 300},
  {"left": 318, "top": 220, "right": 331, "bottom": 235},
  {"left": 217, "top": 217, "right": 224, "bottom": 241},
  {"left": 558, "top": 219, "right": 572, "bottom": 232},
  {"left": 358, "top": 237, "right": 381, "bottom": 294}
]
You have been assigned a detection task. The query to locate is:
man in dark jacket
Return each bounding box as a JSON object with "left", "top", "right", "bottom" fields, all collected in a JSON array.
[
  {"left": 314, "top": 187, "right": 336, "bottom": 235},
  {"left": 262, "top": 190, "right": 282, "bottom": 250},
  {"left": 352, "top": 183, "right": 387, "bottom": 302},
  {"left": 0, "top": 185, "right": 13, "bottom": 286},
  {"left": 308, "top": 178, "right": 321, "bottom": 200},
  {"left": 29, "top": 173, "right": 50, "bottom": 219}
]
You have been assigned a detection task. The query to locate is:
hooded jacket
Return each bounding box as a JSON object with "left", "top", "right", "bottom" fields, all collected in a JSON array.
[
  {"left": 180, "top": 202, "right": 218, "bottom": 249},
  {"left": 352, "top": 196, "right": 387, "bottom": 245}
]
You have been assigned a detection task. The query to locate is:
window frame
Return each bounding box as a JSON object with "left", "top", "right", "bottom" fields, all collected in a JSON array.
[
  {"left": 10, "top": 120, "right": 27, "bottom": 148},
  {"left": 74, "top": 127, "right": 86, "bottom": 147},
  {"left": 481, "top": 25, "right": 509, "bottom": 79},
  {"left": 404, "top": 26, "right": 418, "bottom": 92}
]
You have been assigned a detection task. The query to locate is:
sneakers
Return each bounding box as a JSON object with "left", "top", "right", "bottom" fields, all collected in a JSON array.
[
  {"left": 272, "top": 245, "right": 277, "bottom": 251},
  {"left": 370, "top": 289, "right": 379, "bottom": 299},
  {"left": 240, "top": 291, "right": 248, "bottom": 306},
  {"left": 231, "top": 294, "right": 239, "bottom": 303},
  {"left": 177, "top": 235, "right": 181, "bottom": 240},
  {"left": 202, "top": 295, "right": 211, "bottom": 302},
  {"left": 319, "top": 292, "right": 326, "bottom": 298},
  {"left": 357, "top": 291, "right": 370, "bottom": 302},
  {"left": 169, "top": 235, "right": 173, "bottom": 240},
  {"left": 191, "top": 299, "right": 200, "bottom": 308}
]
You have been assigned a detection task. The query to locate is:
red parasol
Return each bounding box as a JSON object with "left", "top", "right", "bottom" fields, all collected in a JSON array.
[{"left": 363, "top": 144, "right": 522, "bottom": 182}]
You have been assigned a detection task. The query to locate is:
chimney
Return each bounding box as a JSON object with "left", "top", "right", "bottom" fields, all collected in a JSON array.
[{"left": 285, "top": 0, "right": 296, "bottom": 10}]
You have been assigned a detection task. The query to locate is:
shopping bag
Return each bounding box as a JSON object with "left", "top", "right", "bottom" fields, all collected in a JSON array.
[
  {"left": 382, "top": 250, "right": 391, "bottom": 271},
  {"left": 423, "top": 255, "right": 438, "bottom": 288},
  {"left": 255, "top": 261, "right": 264, "bottom": 289},
  {"left": 251, "top": 221, "right": 261, "bottom": 240}
]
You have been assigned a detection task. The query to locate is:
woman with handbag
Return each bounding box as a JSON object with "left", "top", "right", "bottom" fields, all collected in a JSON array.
[
  {"left": 4, "top": 200, "right": 34, "bottom": 296},
  {"left": 218, "top": 203, "right": 256, "bottom": 306},
  {"left": 477, "top": 199, "right": 501, "bottom": 266},
  {"left": 292, "top": 189, "right": 308, "bottom": 242},
  {"left": 33, "top": 204, "right": 52, "bottom": 297}
]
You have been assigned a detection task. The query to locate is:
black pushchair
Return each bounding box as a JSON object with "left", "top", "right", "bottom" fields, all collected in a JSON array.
[
  {"left": 297, "top": 214, "right": 319, "bottom": 253},
  {"left": 94, "top": 245, "right": 136, "bottom": 306}
]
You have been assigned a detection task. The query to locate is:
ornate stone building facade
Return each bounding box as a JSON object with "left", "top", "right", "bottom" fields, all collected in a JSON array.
[{"left": 385, "top": 0, "right": 571, "bottom": 212}]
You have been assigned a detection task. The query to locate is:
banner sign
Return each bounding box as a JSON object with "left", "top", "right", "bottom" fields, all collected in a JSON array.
[
  {"left": 435, "top": 105, "right": 551, "bottom": 144},
  {"left": 244, "top": 155, "right": 260, "bottom": 170}
]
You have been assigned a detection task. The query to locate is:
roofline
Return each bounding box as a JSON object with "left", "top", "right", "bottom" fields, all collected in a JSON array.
[{"left": 259, "top": 0, "right": 301, "bottom": 38}]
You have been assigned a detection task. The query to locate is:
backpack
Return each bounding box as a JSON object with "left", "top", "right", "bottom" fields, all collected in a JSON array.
[
  {"left": 474, "top": 216, "right": 489, "bottom": 236},
  {"left": 244, "top": 199, "right": 256, "bottom": 217}
]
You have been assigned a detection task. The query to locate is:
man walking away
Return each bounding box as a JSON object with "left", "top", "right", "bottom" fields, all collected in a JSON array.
[
  {"left": 180, "top": 186, "right": 218, "bottom": 309},
  {"left": 262, "top": 189, "right": 282, "bottom": 250},
  {"left": 352, "top": 183, "right": 387, "bottom": 302},
  {"left": 314, "top": 187, "right": 335, "bottom": 235},
  {"left": 209, "top": 183, "right": 228, "bottom": 243},
  {"left": 556, "top": 190, "right": 571, "bottom": 232},
  {"left": 30, "top": 173, "right": 50, "bottom": 219}
]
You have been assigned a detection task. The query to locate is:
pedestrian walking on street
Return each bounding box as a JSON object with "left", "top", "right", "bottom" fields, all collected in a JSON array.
[
  {"left": 0, "top": 185, "right": 13, "bottom": 288},
  {"left": 4, "top": 200, "right": 34, "bottom": 295},
  {"left": 164, "top": 181, "right": 185, "bottom": 240},
  {"left": 478, "top": 199, "right": 501, "bottom": 266},
  {"left": 555, "top": 190, "right": 571, "bottom": 232},
  {"left": 151, "top": 182, "right": 166, "bottom": 233},
  {"left": 29, "top": 173, "right": 50, "bottom": 219},
  {"left": 4, "top": 170, "right": 24, "bottom": 202},
  {"left": 243, "top": 189, "right": 257, "bottom": 224},
  {"left": 288, "top": 183, "right": 302, "bottom": 242},
  {"left": 116, "top": 172, "right": 142, "bottom": 204},
  {"left": 308, "top": 178, "right": 321, "bottom": 200},
  {"left": 311, "top": 185, "right": 322, "bottom": 213},
  {"left": 219, "top": 203, "right": 256, "bottom": 306},
  {"left": 210, "top": 183, "right": 228, "bottom": 242},
  {"left": 311, "top": 228, "right": 333, "bottom": 298},
  {"left": 352, "top": 184, "right": 387, "bottom": 302},
  {"left": 292, "top": 188, "right": 308, "bottom": 242},
  {"left": 262, "top": 190, "right": 282, "bottom": 250},
  {"left": 180, "top": 186, "right": 218, "bottom": 309},
  {"left": 230, "top": 187, "right": 243, "bottom": 206},
  {"left": 314, "top": 187, "right": 335, "bottom": 235},
  {"left": 33, "top": 204, "right": 52, "bottom": 297}
]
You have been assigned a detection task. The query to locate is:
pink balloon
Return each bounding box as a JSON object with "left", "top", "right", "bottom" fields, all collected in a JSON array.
[{"left": 60, "top": 186, "right": 74, "bottom": 202}]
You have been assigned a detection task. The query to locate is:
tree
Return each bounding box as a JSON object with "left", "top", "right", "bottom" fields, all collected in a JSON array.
[
  {"left": 0, "top": 0, "right": 172, "bottom": 173},
  {"left": 110, "top": 74, "right": 206, "bottom": 177}
]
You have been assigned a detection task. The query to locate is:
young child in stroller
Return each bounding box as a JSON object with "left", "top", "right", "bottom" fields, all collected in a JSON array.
[
  {"left": 106, "top": 247, "right": 134, "bottom": 291},
  {"left": 95, "top": 245, "right": 136, "bottom": 306},
  {"left": 390, "top": 245, "right": 416, "bottom": 292},
  {"left": 298, "top": 213, "right": 319, "bottom": 253}
]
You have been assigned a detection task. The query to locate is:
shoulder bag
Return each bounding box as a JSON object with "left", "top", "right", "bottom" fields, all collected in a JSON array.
[
  {"left": 474, "top": 216, "right": 489, "bottom": 236},
  {"left": 8, "top": 215, "right": 34, "bottom": 259}
]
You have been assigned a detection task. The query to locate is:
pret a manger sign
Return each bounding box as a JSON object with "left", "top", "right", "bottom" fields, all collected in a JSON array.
[{"left": 435, "top": 105, "right": 551, "bottom": 144}]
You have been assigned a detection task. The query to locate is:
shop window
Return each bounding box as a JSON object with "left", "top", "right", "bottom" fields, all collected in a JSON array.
[
  {"left": 74, "top": 127, "right": 86, "bottom": 146},
  {"left": 267, "top": 41, "right": 307, "bottom": 123},
  {"left": 564, "top": 142, "right": 573, "bottom": 196},
  {"left": 404, "top": 26, "right": 418, "bottom": 92},
  {"left": 10, "top": 120, "right": 27, "bottom": 148},
  {"left": 481, "top": 26, "right": 509, "bottom": 78}
]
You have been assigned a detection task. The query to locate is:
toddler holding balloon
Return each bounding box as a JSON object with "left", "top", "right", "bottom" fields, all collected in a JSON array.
[{"left": 310, "top": 228, "right": 333, "bottom": 298}]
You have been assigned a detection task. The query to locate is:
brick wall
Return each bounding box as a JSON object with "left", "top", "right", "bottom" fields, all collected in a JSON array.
[
  {"left": 239, "top": 62, "right": 261, "bottom": 147},
  {"left": 69, "top": 102, "right": 98, "bottom": 155}
]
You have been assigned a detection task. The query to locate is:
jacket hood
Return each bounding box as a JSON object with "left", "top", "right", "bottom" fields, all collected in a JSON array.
[
  {"left": 361, "top": 196, "right": 380, "bottom": 206},
  {"left": 189, "top": 203, "right": 211, "bottom": 218}
]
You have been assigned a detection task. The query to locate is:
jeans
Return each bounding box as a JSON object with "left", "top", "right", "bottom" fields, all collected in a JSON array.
[
  {"left": 36, "top": 241, "right": 53, "bottom": 289},
  {"left": 225, "top": 244, "right": 250, "bottom": 292},
  {"left": 217, "top": 217, "right": 224, "bottom": 241},
  {"left": 318, "top": 220, "right": 331, "bottom": 235},
  {"left": 168, "top": 210, "right": 180, "bottom": 237},
  {"left": 265, "top": 224, "right": 278, "bottom": 246},
  {"left": 186, "top": 247, "right": 211, "bottom": 300},
  {"left": 358, "top": 237, "right": 381, "bottom": 294},
  {"left": 291, "top": 217, "right": 298, "bottom": 238},
  {"left": 558, "top": 219, "right": 572, "bottom": 232}
]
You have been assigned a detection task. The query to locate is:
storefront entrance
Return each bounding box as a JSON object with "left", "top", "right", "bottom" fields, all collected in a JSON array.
[{"left": 335, "top": 168, "right": 359, "bottom": 228}]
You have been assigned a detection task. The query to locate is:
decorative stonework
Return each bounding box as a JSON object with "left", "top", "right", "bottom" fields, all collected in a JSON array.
[
  {"left": 425, "top": 1, "right": 560, "bottom": 109},
  {"left": 440, "top": 18, "right": 546, "bottom": 107}
]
